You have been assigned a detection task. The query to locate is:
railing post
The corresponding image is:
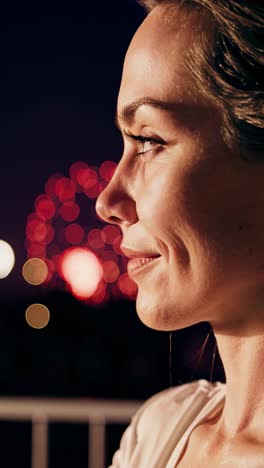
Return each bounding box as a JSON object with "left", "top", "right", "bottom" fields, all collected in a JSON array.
[
  {"left": 88, "top": 419, "right": 106, "bottom": 468},
  {"left": 31, "top": 414, "right": 49, "bottom": 468}
]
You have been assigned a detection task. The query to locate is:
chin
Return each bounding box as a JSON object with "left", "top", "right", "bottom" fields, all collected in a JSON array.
[{"left": 135, "top": 293, "right": 185, "bottom": 331}]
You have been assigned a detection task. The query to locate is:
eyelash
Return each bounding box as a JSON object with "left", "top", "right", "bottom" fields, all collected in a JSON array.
[{"left": 124, "top": 131, "right": 164, "bottom": 156}]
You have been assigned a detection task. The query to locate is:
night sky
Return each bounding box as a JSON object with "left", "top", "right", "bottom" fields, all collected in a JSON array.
[{"left": 0, "top": 2, "right": 226, "bottom": 466}]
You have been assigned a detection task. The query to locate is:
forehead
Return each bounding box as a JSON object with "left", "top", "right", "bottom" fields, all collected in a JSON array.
[{"left": 117, "top": 7, "right": 198, "bottom": 113}]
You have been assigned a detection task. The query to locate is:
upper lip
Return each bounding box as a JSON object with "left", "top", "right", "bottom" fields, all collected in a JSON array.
[{"left": 121, "top": 245, "right": 161, "bottom": 259}]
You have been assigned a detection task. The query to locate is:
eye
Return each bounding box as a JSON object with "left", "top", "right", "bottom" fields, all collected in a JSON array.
[{"left": 124, "top": 131, "right": 165, "bottom": 156}]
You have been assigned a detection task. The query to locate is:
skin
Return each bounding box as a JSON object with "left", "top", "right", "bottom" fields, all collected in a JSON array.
[{"left": 96, "top": 5, "right": 264, "bottom": 461}]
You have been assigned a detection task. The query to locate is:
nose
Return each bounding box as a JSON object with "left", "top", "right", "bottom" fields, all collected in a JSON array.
[{"left": 96, "top": 161, "right": 138, "bottom": 227}]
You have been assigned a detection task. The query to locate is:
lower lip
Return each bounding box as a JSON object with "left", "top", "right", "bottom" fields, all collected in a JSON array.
[{"left": 127, "top": 256, "right": 161, "bottom": 275}]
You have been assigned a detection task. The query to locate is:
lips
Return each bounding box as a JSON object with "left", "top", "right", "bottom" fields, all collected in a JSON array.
[
  {"left": 121, "top": 245, "right": 161, "bottom": 276},
  {"left": 121, "top": 245, "right": 161, "bottom": 259}
]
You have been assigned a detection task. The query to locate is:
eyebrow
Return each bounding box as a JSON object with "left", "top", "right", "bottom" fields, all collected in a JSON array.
[{"left": 115, "top": 96, "right": 181, "bottom": 130}]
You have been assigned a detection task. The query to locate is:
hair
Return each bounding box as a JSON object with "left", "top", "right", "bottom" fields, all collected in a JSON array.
[{"left": 138, "top": 0, "right": 264, "bottom": 161}]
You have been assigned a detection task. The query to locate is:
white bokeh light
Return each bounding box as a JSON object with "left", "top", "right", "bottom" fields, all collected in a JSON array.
[
  {"left": 61, "top": 247, "right": 103, "bottom": 299},
  {"left": 0, "top": 240, "right": 15, "bottom": 279}
]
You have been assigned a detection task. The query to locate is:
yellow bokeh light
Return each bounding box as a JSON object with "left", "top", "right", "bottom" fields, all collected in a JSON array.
[
  {"left": 25, "top": 304, "right": 50, "bottom": 329},
  {"left": 22, "top": 258, "right": 48, "bottom": 285},
  {"left": 0, "top": 240, "right": 15, "bottom": 279}
]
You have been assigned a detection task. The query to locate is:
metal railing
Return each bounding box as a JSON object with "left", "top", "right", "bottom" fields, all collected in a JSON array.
[{"left": 0, "top": 397, "right": 142, "bottom": 468}]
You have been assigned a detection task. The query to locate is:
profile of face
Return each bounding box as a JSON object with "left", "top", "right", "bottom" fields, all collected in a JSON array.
[{"left": 96, "top": 7, "right": 264, "bottom": 333}]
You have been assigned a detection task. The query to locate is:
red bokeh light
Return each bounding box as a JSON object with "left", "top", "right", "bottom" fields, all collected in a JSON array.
[
  {"left": 44, "top": 224, "right": 55, "bottom": 245},
  {"left": 100, "top": 250, "right": 119, "bottom": 263},
  {"left": 64, "top": 223, "right": 84, "bottom": 244},
  {"left": 59, "top": 201, "right": 80, "bottom": 222},
  {"left": 91, "top": 279, "right": 107, "bottom": 304},
  {"left": 84, "top": 180, "right": 104, "bottom": 199},
  {"left": 99, "top": 161, "right": 117, "bottom": 182},
  {"left": 103, "top": 260, "right": 120, "bottom": 283},
  {"left": 118, "top": 273, "right": 138, "bottom": 298},
  {"left": 27, "top": 243, "right": 46, "bottom": 258},
  {"left": 76, "top": 167, "right": 97, "bottom": 189},
  {"left": 102, "top": 225, "right": 121, "bottom": 244},
  {"left": 45, "top": 173, "right": 64, "bottom": 198},
  {"left": 60, "top": 247, "right": 103, "bottom": 299},
  {"left": 112, "top": 235, "right": 123, "bottom": 255},
  {"left": 35, "top": 195, "right": 56, "bottom": 221},
  {"left": 26, "top": 219, "right": 48, "bottom": 243},
  {"left": 87, "top": 228, "right": 106, "bottom": 249},
  {"left": 55, "top": 177, "right": 76, "bottom": 202},
  {"left": 69, "top": 161, "right": 89, "bottom": 183}
]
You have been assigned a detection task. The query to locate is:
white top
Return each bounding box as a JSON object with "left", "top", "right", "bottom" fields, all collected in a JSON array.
[{"left": 109, "top": 379, "right": 226, "bottom": 468}]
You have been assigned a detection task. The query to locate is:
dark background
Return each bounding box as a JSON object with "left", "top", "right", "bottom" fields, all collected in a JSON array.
[{"left": 0, "top": 1, "right": 225, "bottom": 466}]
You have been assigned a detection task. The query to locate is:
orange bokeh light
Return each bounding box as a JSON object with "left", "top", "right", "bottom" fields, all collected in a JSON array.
[{"left": 60, "top": 247, "right": 103, "bottom": 299}]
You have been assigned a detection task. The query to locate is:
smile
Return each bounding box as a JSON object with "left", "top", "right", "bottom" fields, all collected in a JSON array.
[{"left": 127, "top": 256, "right": 161, "bottom": 276}]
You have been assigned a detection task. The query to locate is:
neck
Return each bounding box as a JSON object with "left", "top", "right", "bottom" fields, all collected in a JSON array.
[{"left": 212, "top": 327, "right": 264, "bottom": 444}]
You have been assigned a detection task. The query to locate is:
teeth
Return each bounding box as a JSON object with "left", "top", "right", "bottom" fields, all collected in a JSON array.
[{"left": 128, "top": 256, "right": 157, "bottom": 272}]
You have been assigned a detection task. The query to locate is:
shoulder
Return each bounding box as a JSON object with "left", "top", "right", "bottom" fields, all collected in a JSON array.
[
  {"left": 109, "top": 380, "right": 222, "bottom": 467},
  {"left": 135, "top": 379, "right": 214, "bottom": 435}
]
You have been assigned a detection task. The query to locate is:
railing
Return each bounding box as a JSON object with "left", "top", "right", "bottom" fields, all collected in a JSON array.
[{"left": 0, "top": 398, "right": 142, "bottom": 468}]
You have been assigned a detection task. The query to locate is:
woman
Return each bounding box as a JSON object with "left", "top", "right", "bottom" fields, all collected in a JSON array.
[{"left": 96, "top": 0, "right": 264, "bottom": 466}]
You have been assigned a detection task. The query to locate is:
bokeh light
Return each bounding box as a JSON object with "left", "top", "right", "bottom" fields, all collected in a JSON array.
[
  {"left": 55, "top": 177, "right": 76, "bottom": 201},
  {"left": 0, "top": 240, "right": 15, "bottom": 279},
  {"left": 25, "top": 303, "right": 50, "bottom": 329},
  {"left": 22, "top": 258, "right": 48, "bottom": 285},
  {"left": 60, "top": 247, "right": 103, "bottom": 299},
  {"left": 118, "top": 273, "right": 138, "bottom": 298},
  {"left": 87, "top": 228, "right": 106, "bottom": 249},
  {"left": 25, "top": 160, "right": 138, "bottom": 303},
  {"left": 102, "top": 225, "right": 121, "bottom": 244},
  {"left": 59, "top": 201, "right": 80, "bottom": 222},
  {"left": 103, "top": 260, "right": 120, "bottom": 283},
  {"left": 64, "top": 223, "right": 84, "bottom": 244},
  {"left": 99, "top": 161, "right": 117, "bottom": 181},
  {"left": 34, "top": 194, "right": 56, "bottom": 220}
]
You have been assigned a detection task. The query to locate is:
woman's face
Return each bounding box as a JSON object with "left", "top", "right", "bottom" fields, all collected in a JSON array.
[{"left": 96, "top": 7, "right": 264, "bottom": 332}]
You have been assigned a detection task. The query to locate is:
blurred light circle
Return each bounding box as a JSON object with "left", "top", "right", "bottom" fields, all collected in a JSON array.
[
  {"left": 102, "top": 225, "right": 121, "bottom": 244},
  {"left": 118, "top": 273, "right": 138, "bottom": 298},
  {"left": 87, "top": 228, "right": 106, "bottom": 249},
  {"left": 60, "top": 247, "right": 103, "bottom": 299},
  {"left": 100, "top": 250, "right": 118, "bottom": 263},
  {"left": 99, "top": 161, "right": 117, "bottom": 182},
  {"left": 112, "top": 235, "right": 123, "bottom": 255},
  {"left": 59, "top": 201, "right": 80, "bottom": 222},
  {"left": 44, "top": 224, "right": 55, "bottom": 245},
  {"left": 0, "top": 240, "right": 15, "bottom": 279},
  {"left": 26, "top": 219, "right": 47, "bottom": 243},
  {"left": 55, "top": 177, "right": 76, "bottom": 201},
  {"left": 22, "top": 258, "right": 49, "bottom": 285},
  {"left": 91, "top": 280, "right": 107, "bottom": 304},
  {"left": 103, "top": 260, "right": 120, "bottom": 283},
  {"left": 25, "top": 303, "right": 50, "bottom": 329},
  {"left": 45, "top": 173, "right": 64, "bottom": 198},
  {"left": 78, "top": 168, "right": 97, "bottom": 189},
  {"left": 27, "top": 243, "right": 46, "bottom": 259},
  {"left": 84, "top": 180, "right": 104, "bottom": 199},
  {"left": 34, "top": 195, "right": 56, "bottom": 221},
  {"left": 64, "top": 223, "right": 84, "bottom": 244},
  {"left": 69, "top": 161, "right": 89, "bottom": 183}
]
